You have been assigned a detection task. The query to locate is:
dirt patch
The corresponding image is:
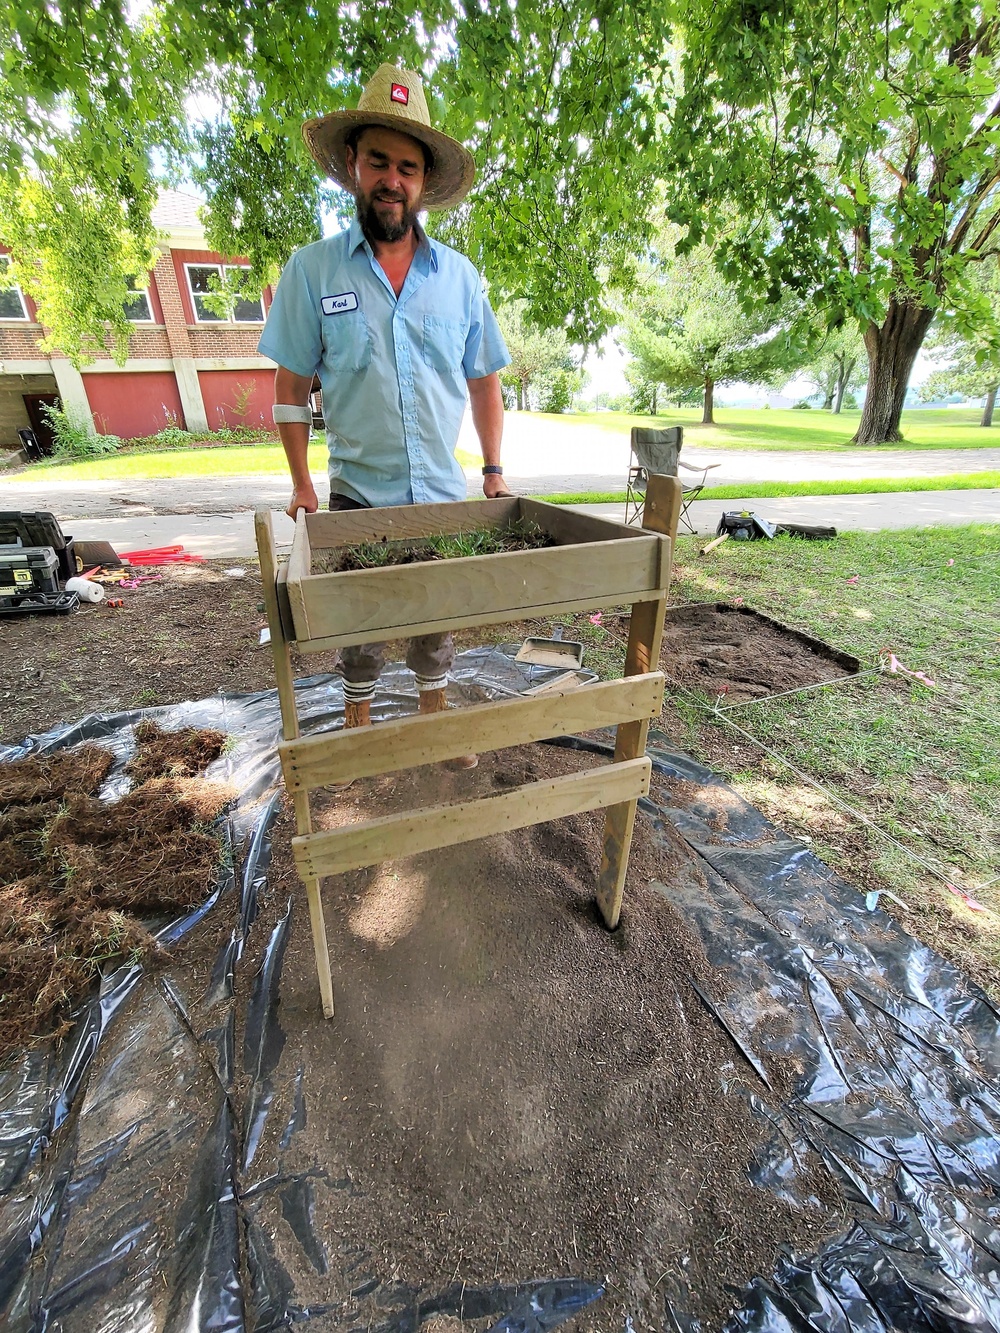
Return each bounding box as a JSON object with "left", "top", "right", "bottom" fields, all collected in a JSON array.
[
  {"left": 244, "top": 743, "right": 845, "bottom": 1331},
  {"left": 0, "top": 723, "right": 232, "bottom": 1060},
  {"left": 660, "top": 602, "right": 858, "bottom": 703},
  {"left": 0, "top": 561, "right": 274, "bottom": 746}
]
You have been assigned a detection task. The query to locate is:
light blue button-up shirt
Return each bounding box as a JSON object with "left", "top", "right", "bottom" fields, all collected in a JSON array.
[{"left": 258, "top": 219, "right": 509, "bottom": 507}]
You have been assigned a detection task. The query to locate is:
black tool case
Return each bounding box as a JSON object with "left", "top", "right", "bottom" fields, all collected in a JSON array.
[
  {"left": 0, "top": 511, "right": 75, "bottom": 581},
  {"left": 0, "top": 544, "right": 61, "bottom": 597}
]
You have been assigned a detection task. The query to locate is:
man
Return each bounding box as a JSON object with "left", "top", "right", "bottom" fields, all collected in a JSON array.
[{"left": 258, "top": 64, "right": 511, "bottom": 763}]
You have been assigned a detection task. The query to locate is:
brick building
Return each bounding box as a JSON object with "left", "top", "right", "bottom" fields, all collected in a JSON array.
[{"left": 0, "top": 189, "right": 278, "bottom": 450}]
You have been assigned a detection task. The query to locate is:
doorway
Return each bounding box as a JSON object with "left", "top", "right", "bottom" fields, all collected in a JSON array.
[{"left": 22, "top": 393, "right": 61, "bottom": 456}]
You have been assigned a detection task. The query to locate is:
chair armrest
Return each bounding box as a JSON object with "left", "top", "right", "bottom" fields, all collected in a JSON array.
[{"left": 677, "top": 460, "right": 721, "bottom": 472}]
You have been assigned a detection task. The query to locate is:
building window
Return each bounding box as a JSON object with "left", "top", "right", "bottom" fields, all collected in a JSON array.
[
  {"left": 0, "top": 257, "right": 29, "bottom": 321},
  {"left": 185, "top": 263, "right": 265, "bottom": 323},
  {"left": 123, "top": 276, "right": 154, "bottom": 322}
]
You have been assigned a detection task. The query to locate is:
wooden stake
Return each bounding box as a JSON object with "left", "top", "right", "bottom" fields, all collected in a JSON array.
[
  {"left": 596, "top": 474, "right": 681, "bottom": 929},
  {"left": 255, "top": 509, "right": 335, "bottom": 1019}
]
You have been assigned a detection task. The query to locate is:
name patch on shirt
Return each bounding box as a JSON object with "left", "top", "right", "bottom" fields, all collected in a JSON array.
[{"left": 321, "top": 292, "right": 359, "bottom": 315}]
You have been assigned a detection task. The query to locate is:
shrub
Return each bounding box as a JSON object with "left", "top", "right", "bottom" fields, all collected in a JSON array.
[
  {"left": 42, "top": 404, "right": 120, "bottom": 460},
  {"left": 538, "top": 370, "right": 573, "bottom": 414},
  {"left": 792, "top": 400, "right": 813, "bottom": 410},
  {"left": 147, "top": 425, "right": 195, "bottom": 448}
]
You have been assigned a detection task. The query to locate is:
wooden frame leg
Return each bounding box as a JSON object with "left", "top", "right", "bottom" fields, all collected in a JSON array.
[
  {"left": 256, "top": 509, "right": 335, "bottom": 1018},
  {"left": 596, "top": 475, "right": 680, "bottom": 928}
]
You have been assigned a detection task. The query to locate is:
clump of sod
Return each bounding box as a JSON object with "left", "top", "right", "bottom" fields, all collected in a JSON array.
[
  {"left": 0, "top": 724, "right": 232, "bottom": 1061},
  {"left": 317, "top": 519, "right": 556, "bottom": 573}
]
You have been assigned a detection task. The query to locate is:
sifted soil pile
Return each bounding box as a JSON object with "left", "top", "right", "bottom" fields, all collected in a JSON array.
[
  {"left": 248, "top": 742, "right": 846, "bottom": 1332},
  {"left": 0, "top": 723, "right": 232, "bottom": 1060}
]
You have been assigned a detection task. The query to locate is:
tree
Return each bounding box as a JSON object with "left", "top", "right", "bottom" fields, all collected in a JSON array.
[
  {"left": 664, "top": 0, "right": 1000, "bottom": 444},
  {"left": 920, "top": 260, "right": 1000, "bottom": 425},
  {"left": 625, "top": 362, "right": 660, "bottom": 415},
  {"left": 0, "top": 1, "right": 674, "bottom": 362},
  {"left": 804, "top": 328, "right": 867, "bottom": 413},
  {"left": 496, "top": 302, "right": 577, "bottom": 411},
  {"left": 620, "top": 242, "right": 811, "bottom": 424}
]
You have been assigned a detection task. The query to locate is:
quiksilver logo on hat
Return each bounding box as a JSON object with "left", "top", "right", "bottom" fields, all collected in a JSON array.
[{"left": 390, "top": 83, "right": 409, "bottom": 105}]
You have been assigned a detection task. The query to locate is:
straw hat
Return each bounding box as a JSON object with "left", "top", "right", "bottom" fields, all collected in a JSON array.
[{"left": 302, "top": 64, "right": 476, "bottom": 211}]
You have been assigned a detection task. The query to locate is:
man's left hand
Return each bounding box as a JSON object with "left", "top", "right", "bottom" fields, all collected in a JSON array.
[{"left": 483, "top": 473, "right": 513, "bottom": 498}]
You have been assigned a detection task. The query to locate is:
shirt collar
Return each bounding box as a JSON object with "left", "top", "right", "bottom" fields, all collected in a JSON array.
[{"left": 348, "top": 216, "right": 439, "bottom": 272}]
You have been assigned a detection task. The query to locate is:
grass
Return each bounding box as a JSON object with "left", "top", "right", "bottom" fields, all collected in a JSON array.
[
  {"left": 539, "top": 405, "right": 1000, "bottom": 451},
  {"left": 319, "top": 520, "right": 552, "bottom": 571},
  {"left": 673, "top": 525, "right": 1000, "bottom": 992},
  {"left": 1, "top": 441, "right": 480, "bottom": 483},
  {"left": 506, "top": 523, "right": 1000, "bottom": 996},
  {"left": 537, "top": 471, "right": 1000, "bottom": 505}
]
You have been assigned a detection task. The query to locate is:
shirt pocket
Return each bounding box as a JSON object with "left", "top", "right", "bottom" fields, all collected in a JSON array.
[
  {"left": 421, "top": 315, "right": 467, "bottom": 374},
  {"left": 323, "top": 310, "right": 373, "bottom": 374}
]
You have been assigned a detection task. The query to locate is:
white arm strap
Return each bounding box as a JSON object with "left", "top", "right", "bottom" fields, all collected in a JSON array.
[{"left": 272, "top": 404, "right": 313, "bottom": 425}]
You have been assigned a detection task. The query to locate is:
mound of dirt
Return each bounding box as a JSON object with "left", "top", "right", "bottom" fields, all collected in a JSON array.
[
  {"left": 247, "top": 741, "right": 845, "bottom": 1332},
  {"left": 0, "top": 723, "right": 233, "bottom": 1061}
]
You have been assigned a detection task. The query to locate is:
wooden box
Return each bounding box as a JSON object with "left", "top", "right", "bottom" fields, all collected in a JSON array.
[{"left": 281, "top": 496, "right": 670, "bottom": 651}]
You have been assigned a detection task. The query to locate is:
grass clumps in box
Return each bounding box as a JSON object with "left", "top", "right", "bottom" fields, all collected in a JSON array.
[{"left": 318, "top": 519, "right": 556, "bottom": 573}]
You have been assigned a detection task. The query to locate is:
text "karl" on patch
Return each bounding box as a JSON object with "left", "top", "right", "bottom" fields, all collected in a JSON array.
[{"left": 321, "top": 292, "right": 359, "bottom": 315}]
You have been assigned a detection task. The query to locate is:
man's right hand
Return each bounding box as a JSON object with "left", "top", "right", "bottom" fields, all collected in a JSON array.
[{"left": 286, "top": 483, "right": 320, "bottom": 520}]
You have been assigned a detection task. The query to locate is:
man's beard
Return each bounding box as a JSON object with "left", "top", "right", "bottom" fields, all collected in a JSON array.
[{"left": 357, "top": 189, "right": 421, "bottom": 244}]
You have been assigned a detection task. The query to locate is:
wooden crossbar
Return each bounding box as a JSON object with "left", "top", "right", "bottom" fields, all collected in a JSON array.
[
  {"left": 279, "top": 673, "right": 664, "bottom": 790},
  {"left": 291, "top": 591, "right": 665, "bottom": 653},
  {"left": 292, "top": 757, "right": 651, "bottom": 879}
]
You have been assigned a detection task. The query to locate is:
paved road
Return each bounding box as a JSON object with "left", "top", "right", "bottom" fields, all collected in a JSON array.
[{"left": 0, "top": 413, "right": 995, "bottom": 556}]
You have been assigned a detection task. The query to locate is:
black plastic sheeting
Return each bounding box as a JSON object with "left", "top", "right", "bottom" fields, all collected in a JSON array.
[{"left": 2, "top": 647, "right": 1000, "bottom": 1332}]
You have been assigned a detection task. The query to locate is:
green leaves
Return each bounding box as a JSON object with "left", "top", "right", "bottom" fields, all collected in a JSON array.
[
  {"left": 1, "top": 0, "right": 678, "bottom": 353},
  {"left": 620, "top": 228, "right": 816, "bottom": 405}
]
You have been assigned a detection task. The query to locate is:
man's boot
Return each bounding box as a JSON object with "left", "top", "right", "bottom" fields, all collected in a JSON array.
[
  {"left": 418, "top": 688, "right": 478, "bottom": 770},
  {"left": 334, "top": 693, "right": 372, "bottom": 790},
  {"left": 344, "top": 698, "right": 371, "bottom": 729}
]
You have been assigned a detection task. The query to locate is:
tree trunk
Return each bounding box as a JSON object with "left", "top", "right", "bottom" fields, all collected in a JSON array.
[
  {"left": 702, "top": 377, "right": 714, "bottom": 425},
  {"left": 651, "top": 383, "right": 657, "bottom": 415},
  {"left": 822, "top": 389, "right": 835, "bottom": 411},
  {"left": 833, "top": 355, "right": 856, "bottom": 414},
  {"left": 981, "top": 386, "right": 997, "bottom": 427},
  {"left": 852, "top": 302, "right": 935, "bottom": 444}
]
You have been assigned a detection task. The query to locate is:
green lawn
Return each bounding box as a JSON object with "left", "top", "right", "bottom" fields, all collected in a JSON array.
[
  {"left": 540, "top": 405, "right": 999, "bottom": 451},
  {"left": 539, "top": 472, "right": 1000, "bottom": 505},
  {"left": 5, "top": 441, "right": 480, "bottom": 483}
]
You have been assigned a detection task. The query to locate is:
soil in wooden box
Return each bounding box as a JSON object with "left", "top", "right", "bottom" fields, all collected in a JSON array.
[
  {"left": 239, "top": 743, "right": 847, "bottom": 1333},
  {"left": 0, "top": 722, "right": 232, "bottom": 1061},
  {"left": 312, "top": 519, "right": 557, "bottom": 574}
]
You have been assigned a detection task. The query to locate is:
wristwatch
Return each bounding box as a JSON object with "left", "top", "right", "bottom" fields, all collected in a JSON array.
[{"left": 482, "top": 465, "right": 503, "bottom": 475}]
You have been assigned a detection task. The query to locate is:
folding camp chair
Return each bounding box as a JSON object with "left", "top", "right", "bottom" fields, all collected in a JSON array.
[{"left": 624, "top": 427, "right": 720, "bottom": 534}]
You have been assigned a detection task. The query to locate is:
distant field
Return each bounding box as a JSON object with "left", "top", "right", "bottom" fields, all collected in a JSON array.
[{"left": 538, "top": 406, "right": 999, "bottom": 451}]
